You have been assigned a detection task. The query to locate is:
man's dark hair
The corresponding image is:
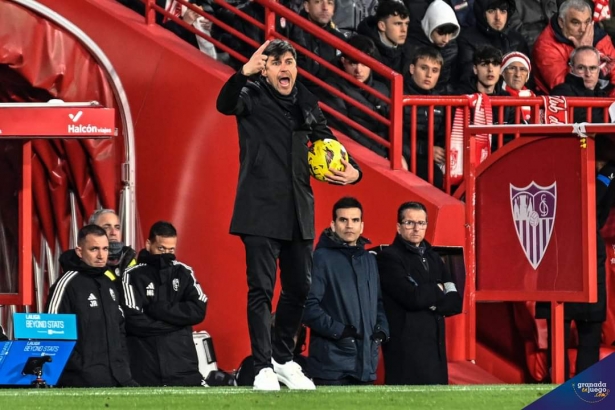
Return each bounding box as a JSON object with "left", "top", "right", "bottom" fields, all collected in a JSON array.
[
  {"left": 77, "top": 224, "right": 107, "bottom": 247},
  {"left": 435, "top": 23, "right": 459, "bottom": 36},
  {"left": 411, "top": 47, "right": 443, "bottom": 66},
  {"left": 473, "top": 46, "right": 503, "bottom": 66},
  {"left": 148, "top": 221, "right": 177, "bottom": 242},
  {"left": 376, "top": 0, "right": 409, "bottom": 21},
  {"left": 264, "top": 39, "right": 297, "bottom": 61},
  {"left": 343, "top": 35, "right": 379, "bottom": 60},
  {"left": 397, "top": 202, "right": 428, "bottom": 223},
  {"left": 333, "top": 197, "right": 363, "bottom": 220}
]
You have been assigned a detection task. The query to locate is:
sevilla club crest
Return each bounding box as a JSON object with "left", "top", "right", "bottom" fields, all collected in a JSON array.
[{"left": 510, "top": 182, "right": 557, "bottom": 270}]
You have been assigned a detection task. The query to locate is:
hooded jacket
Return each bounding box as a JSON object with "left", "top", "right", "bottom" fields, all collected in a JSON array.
[
  {"left": 405, "top": 0, "right": 460, "bottom": 92},
  {"left": 456, "top": 0, "right": 529, "bottom": 82},
  {"left": 303, "top": 228, "right": 389, "bottom": 382},
  {"left": 532, "top": 14, "right": 615, "bottom": 94},
  {"left": 357, "top": 15, "right": 411, "bottom": 76},
  {"left": 217, "top": 71, "right": 362, "bottom": 241},
  {"left": 46, "top": 250, "right": 136, "bottom": 387},
  {"left": 321, "top": 57, "right": 390, "bottom": 159},
  {"left": 122, "top": 250, "right": 208, "bottom": 386}
]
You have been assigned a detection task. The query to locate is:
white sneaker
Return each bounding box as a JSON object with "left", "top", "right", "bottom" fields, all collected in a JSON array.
[
  {"left": 272, "top": 359, "right": 316, "bottom": 390},
  {"left": 253, "top": 368, "right": 281, "bottom": 391}
]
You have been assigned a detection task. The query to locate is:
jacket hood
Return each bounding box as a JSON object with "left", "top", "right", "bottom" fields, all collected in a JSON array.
[
  {"left": 59, "top": 249, "right": 110, "bottom": 276},
  {"left": 473, "top": 0, "right": 516, "bottom": 33},
  {"left": 421, "top": 0, "right": 460, "bottom": 42},
  {"left": 315, "top": 227, "right": 371, "bottom": 251}
]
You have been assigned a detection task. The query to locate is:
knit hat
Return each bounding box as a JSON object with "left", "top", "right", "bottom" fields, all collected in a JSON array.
[{"left": 501, "top": 51, "right": 531, "bottom": 73}]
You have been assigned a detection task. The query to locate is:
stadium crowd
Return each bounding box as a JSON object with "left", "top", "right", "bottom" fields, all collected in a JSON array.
[{"left": 117, "top": 0, "right": 615, "bottom": 189}]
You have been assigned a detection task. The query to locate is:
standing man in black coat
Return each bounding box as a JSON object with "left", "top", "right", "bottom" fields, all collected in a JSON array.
[
  {"left": 122, "top": 221, "right": 208, "bottom": 387},
  {"left": 46, "top": 225, "right": 138, "bottom": 388},
  {"left": 456, "top": 0, "right": 529, "bottom": 83},
  {"left": 216, "top": 39, "right": 362, "bottom": 391},
  {"left": 377, "top": 202, "right": 462, "bottom": 385}
]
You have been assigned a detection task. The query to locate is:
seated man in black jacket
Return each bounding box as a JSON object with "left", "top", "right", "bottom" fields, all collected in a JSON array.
[
  {"left": 551, "top": 46, "right": 614, "bottom": 123},
  {"left": 290, "top": 0, "right": 347, "bottom": 95},
  {"left": 122, "top": 221, "right": 208, "bottom": 387},
  {"left": 321, "top": 35, "right": 392, "bottom": 162},
  {"left": 357, "top": 0, "right": 411, "bottom": 77},
  {"left": 403, "top": 47, "right": 446, "bottom": 188},
  {"left": 47, "top": 225, "right": 138, "bottom": 387}
]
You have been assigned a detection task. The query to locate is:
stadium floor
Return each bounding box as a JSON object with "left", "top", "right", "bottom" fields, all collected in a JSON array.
[{"left": 0, "top": 384, "right": 555, "bottom": 409}]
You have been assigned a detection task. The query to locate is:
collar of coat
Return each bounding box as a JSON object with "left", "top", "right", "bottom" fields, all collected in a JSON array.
[
  {"left": 393, "top": 234, "right": 431, "bottom": 255},
  {"left": 549, "top": 14, "right": 607, "bottom": 47},
  {"left": 563, "top": 73, "right": 612, "bottom": 94}
]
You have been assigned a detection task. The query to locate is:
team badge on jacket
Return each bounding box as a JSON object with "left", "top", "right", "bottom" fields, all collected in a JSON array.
[
  {"left": 173, "top": 278, "right": 179, "bottom": 291},
  {"left": 88, "top": 293, "right": 98, "bottom": 307},
  {"left": 146, "top": 282, "right": 155, "bottom": 297}
]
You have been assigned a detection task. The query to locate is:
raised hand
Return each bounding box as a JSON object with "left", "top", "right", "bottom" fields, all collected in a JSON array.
[
  {"left": 241, "top": 41, "right": 270, "bottom": 76},
  {"left": 569, "top": 22, "right": 594, "bottom": 48}
]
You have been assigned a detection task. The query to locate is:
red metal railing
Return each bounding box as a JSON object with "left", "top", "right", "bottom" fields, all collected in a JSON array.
[{"left": 140, "top": 0, "right": 615, "bottom": 193}]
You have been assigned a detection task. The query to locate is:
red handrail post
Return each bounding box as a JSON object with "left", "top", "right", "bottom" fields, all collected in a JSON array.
[
  {"left": 389, "top": 74, "right": 403, "bottom": 170},
  {"left": 551, "top": 302, "right": 565, "bottom": 383},
  {"left": 263, "top": 0, "right": 276, "bottom": 40},
  {"left": 145, "top": 0, "right": 156, "bottom": 25},
  {"left": 20, "top": 141, "right": 33, "bottom": 306},
  {"left": 463, "top": 105, "right": 477, "bottom": 361}
]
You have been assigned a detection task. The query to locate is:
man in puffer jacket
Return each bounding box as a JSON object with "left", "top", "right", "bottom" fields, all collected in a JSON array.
[
  {"left": 122, "top": 221, "right": 208, "bottom": 386},
  {"left": 456, "top": 0, "right": 529, "bottom": 82},
  {"left": 533, "top": 0, "right": 615, "bottom": 94},
  {"left": 304, "top": 197, "right": 389, "bottom": 385},
  {"left": 405, "top": 0, "right": 461, "bottom": 92}
]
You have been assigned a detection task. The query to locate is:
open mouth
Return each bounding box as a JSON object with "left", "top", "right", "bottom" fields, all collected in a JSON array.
[{"left": 279, "top": 76, "right": 291, "bottom": 87}]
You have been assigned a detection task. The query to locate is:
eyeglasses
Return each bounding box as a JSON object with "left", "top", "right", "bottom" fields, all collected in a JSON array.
[
  {"left": 399, "top": 220, "right": 428, "bottom": 229},
  {"left": 572, "top": 64, "right": 599, "bottom": 74}
]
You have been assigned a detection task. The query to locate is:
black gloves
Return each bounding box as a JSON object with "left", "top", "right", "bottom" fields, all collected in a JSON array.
[
  {"left": 371, "top": 330, "right": 387, "bottom": 345},
  {"left": 340, "top": 325, "right": 362, "bottom": 339}
]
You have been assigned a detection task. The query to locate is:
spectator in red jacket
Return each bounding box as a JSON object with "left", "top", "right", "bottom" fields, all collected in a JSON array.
[{"left": 532, "top": 0, "right": 615, "bottom": 94}]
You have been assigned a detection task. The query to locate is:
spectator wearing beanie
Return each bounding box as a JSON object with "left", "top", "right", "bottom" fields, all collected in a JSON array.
[
  {"left": 456, "top": 0, "right": 529, "bottom": 83},
  {"left": 500, "top": 51, "right": 535, "bottom": 123}
]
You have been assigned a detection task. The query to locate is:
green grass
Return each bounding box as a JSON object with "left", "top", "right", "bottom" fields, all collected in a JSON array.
[{"left": 0, "top": 385, "right": 556, "bottom": 410}]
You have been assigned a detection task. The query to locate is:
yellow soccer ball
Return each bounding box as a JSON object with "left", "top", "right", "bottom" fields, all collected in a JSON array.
[{"left": 307, "top": 139, "right": 347, "bottom": 182}]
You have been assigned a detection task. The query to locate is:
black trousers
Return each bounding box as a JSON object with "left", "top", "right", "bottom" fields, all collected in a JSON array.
[
  {"left": 313, "top": 377, "right": 374, "bottom": 386},
  {"left": 546, "top": 319, "right": 603, "bottom": 380},
  {"left": 241, "top": 234, "right": 312, "bottom": 373}
]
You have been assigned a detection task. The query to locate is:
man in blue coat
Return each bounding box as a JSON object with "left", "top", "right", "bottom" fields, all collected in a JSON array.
[{"left": 303, "top": 197, "right": 389, "bottom": 385}]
